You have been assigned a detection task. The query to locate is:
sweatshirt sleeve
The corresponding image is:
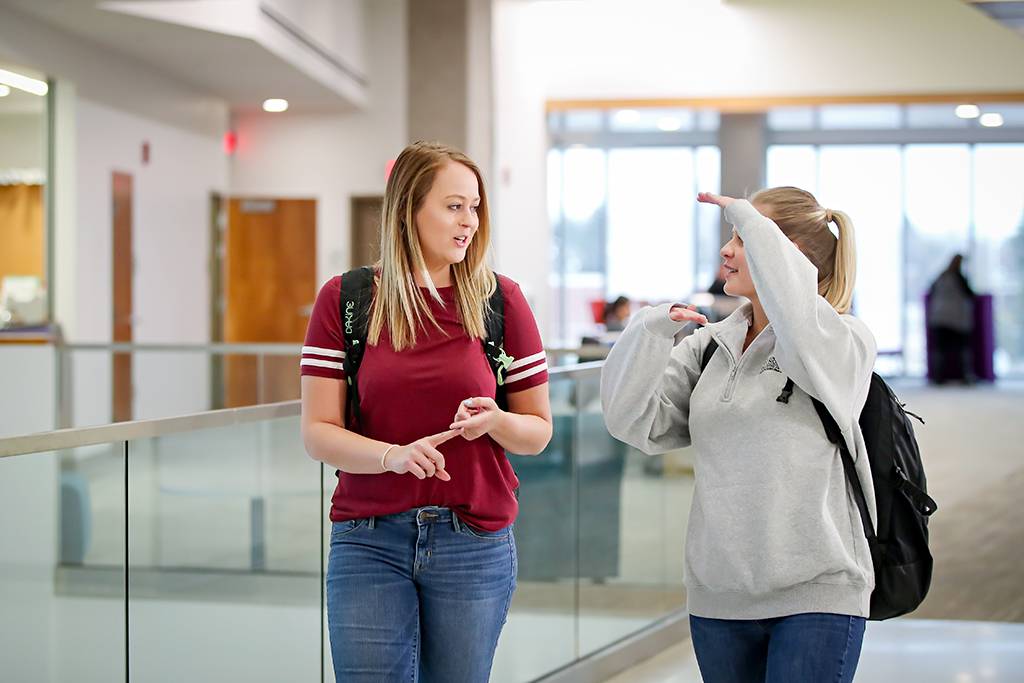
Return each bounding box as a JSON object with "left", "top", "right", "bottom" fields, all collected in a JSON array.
[
  {"left": 600, "top": 303, "right": 706, "bottom": 455},
  {"left": 724, "top": 199, "right": 877, "bottom": 432}
]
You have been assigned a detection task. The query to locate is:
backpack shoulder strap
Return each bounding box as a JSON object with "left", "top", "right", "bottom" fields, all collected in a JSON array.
[
  {"left": 339, "top": 266, "right": 375, "bottom": 426},
  {"left": 700, "top": 338, "right": 718, "bottom": 372},
  {"left": 810, "top": 393, "right": 878, "bottom": 547},
  {"left": 483, "top": 278, "right": 513, "bottom": 400}
]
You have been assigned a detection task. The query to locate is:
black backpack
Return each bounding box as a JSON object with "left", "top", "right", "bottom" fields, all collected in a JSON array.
[
  {"left": 338, "top": 266, "right": 513, "bottom": 430},
  {"left": 700, "top": 340, "right": 938, "bottom": 620}
]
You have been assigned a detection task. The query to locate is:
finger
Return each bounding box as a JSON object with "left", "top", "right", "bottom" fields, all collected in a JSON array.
[
  {"left": 669, "top": 310, "right": 709, "bottom": 325},
  {"left": 426, "top": 428, "right": 463, "bottom": 447},
  {"left": 407, "top": 463, "right": 427, "bottom": 480},
  {"left": 424, "top": 446, "right": 446, "bottom": 472},
  {"left": 454, "top": 407, "right": 472, "bottom": 422},
  {"left": 450, "top": 413, "right": 484, "bottom": 431},
  {"left": 413, "top": 452, "right": 436, "bottom": 478},
  {"left": 435, "top": 467, "right": 451, "bottom": 482}
]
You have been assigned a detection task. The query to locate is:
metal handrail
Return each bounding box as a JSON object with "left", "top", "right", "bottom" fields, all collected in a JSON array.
[
  {"left": 60, "top": 341, "right": 304, "bottom": 355},
  {"left": 57, "top": 342, "right": 610, "bottom": 356},
  {"left": 0, "top": 362, "right": 604, "bottom": 460}
]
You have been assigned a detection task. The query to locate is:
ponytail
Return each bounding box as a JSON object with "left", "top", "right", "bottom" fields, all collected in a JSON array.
[
  {"left": 751, "top": 186, "right": 858, "bottom": 315},
  {"left": 821, "top": 209, "right": 856, "bottom": 314}
]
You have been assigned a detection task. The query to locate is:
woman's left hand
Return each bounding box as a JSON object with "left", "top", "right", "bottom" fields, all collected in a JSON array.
[
  {"left": 451, "top": 397, "right": 503, "bottom": 441},
  {"left": 697, "top": 191, "right": 738, "bottom": 209}
]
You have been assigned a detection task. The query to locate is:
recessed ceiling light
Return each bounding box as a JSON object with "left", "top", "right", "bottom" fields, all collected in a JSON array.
[
  {"left": 614, "top": 109, "right": 641, "bottom": 124},
  {"left": 0, "top": 68, "right": 47, "bottom": 96},
  {"left": 657, "top": 117, "right": 682, "bottom": 132},
  {"left": 955, "top": 104, "right": 980, "bottom": 119},
  {"left": 262, "top": 98, "right": 289, "bottom": 113},
  {"left": 0, "top": 85, "right": 10, "bottom": 97},
  {"left": 979, "top": 112, "right": 1004, "bottom": 128}
]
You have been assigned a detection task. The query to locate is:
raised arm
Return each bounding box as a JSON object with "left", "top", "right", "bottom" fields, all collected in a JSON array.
[{"left": 707, "top": 195, "right": 877, "bottom": 429}]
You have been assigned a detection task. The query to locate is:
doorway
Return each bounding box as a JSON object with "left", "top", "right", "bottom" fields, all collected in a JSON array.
[{"left": 223, "top": 197, "right": 317, "bottom": 407}]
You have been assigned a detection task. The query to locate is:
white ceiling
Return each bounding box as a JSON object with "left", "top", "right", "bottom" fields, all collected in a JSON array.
[{"left": 0, "top": 0, "right": 366, "bottom": 113}]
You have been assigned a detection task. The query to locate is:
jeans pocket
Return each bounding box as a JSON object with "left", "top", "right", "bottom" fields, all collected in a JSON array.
[
  {"left": 457, "top": 520, "right": 512, "bottom": 542},
  {"left": 330, "top": 518, "right": 366, "bottom": 540}
]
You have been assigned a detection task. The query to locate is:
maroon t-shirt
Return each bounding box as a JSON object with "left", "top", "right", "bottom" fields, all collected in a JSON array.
[{"left": 301, "top": 274, "right": 548, "bottom": 531}]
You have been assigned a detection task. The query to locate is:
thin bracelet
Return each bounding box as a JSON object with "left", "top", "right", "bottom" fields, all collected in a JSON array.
[{"left": 380, "top": 444, "right": 399, "bottom": 473}]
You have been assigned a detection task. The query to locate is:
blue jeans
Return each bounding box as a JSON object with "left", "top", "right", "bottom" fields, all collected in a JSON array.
[
  {"left": 689, "top": 613, "right": 866, "bottom": 683},
  {"left": 326, "top": 506, "right": 517, "bottom": 682}
]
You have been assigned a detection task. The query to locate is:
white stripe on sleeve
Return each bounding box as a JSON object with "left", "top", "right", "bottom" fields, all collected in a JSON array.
[
  {"left": 505, "top": 361, "right": 548, "bottom": 385},
  {"left": 302, "top": 345, "right": 345, "bottom": 359},
  {"left": 300, "top": 358, "right": 344, "bottom": 371},
  {"left": 508, "top": 350, "right": 545, "bottom": 371}
]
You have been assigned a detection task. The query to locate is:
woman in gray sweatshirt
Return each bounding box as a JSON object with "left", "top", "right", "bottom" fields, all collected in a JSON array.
[{"left": 601, "top": 187, "right": 877, "bottom": 683}]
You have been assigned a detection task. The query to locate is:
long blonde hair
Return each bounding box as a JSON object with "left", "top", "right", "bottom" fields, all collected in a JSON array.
[
  {"left": 368, "top": 141, "right": 496, "bottom": 351},
  {"left": 750, "top": 186, "right": 857, "bottom": 314}
]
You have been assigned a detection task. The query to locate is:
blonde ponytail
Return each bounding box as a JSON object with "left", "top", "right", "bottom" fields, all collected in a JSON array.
[
  {"left": 820, "top": 210, "right": 856, "bottom": 314},
  {"left": 750, "top": 186, "right": 858, "bottom": 315}
]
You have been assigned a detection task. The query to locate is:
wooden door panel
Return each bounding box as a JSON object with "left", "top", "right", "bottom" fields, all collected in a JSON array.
[
  {"left": 112, "top": 172, "right": 133, "bottom": 422},
  {"left": 224, "top": 198, "right": 316, "bottom": 407}
]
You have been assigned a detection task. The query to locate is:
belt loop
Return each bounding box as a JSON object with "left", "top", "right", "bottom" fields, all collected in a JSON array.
[
  {"left": 367, "top": 516, "right": 376, "bottom": 530},
  {"left": 451, "top": 513, "right": 461, "bottom": 533}
]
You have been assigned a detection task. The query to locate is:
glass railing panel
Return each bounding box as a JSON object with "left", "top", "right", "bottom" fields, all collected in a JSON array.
[
  {"left": 494, "top": 372, "right": 580, "bottom": 681},
  {"left": 2, "top": 446, "right": 126, "bottom": 683},
  {"left": 126, "top": 415, "right": 321, "bottom": 682},
  {"left": 575, "top": 372, "right": 691, "bottom": 656}
]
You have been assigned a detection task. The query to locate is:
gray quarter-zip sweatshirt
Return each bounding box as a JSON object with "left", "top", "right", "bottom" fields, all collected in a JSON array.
[{"left": 601, "top": 199, "right": 878, "bottom": 619}]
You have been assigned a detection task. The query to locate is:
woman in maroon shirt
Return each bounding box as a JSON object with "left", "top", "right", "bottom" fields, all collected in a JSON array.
[{"left": 301, "top": 141, "right": 552, "bottom": 682}]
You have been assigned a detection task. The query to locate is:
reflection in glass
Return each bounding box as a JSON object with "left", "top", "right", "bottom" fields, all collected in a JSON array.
[
  {"left": 2, "top": 448, "right": 125, "bottom": 681},
  {"left": 127, "top": 416, "right": 321, "bottom": 681}
]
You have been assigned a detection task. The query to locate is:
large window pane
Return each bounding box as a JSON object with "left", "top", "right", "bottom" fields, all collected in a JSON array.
[
  {"left": 766, "top": 145, "right": 818, "bottom": 195},
  {"left": 607, "top": 148, "right": 694, "bottom": 301},
  {"left": 695, "top": 146, "right": 722, "bottom": 291},
  {"left": 557, "top": 147, "right": 606, "bottom": 346},
  {"left": 903, "top": 145, "right": 971, "bottom": 375},
  {"left": 973, "top": 144, "right": 1024, "bottom": 375},
  {"left": 819, "top": 104, "right": 901, "bottom": 130},
  {"left": 818, "top": 146, "right": 903, "bottom": 352}
]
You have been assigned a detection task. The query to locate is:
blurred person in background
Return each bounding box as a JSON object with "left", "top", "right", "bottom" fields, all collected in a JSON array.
[
  {"left": 927, "top": 253, "right": 976, "bottom": 384},
  {"left": 603, "top": 295, "right": 632, "bottom": 332},
  {"left": 602, "top": 187, "right": 875, "bottom": 683}
]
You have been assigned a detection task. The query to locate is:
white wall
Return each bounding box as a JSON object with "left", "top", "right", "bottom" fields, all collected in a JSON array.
[
  {"left": 492, "top": 0, "right": 1024, "bottom": 340},
  {"left": 70, "top": 98, "right": 227, "bottom": 424},
  {"left": 229, "top": 0, "right": 407, "bottom": 285},
  {"left": 0, "top": 113, "right": 45, "bottom": 171}
]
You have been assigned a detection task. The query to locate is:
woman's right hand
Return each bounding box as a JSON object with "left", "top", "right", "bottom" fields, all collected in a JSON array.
[
  {"left": 384, "top": 428, "right": 462, "bottom": 481},
  {"left": 668, "top": 303, "right": 709, "bottom": 325}
]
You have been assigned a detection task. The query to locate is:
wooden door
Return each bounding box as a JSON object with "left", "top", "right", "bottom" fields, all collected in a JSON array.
[
  {"left": 112, "top": 172, "right": 133, "bottom": 422},
  {"left": 224, "top": 198, "right": 316, "bottom": 407},
  {"left": 351, "top": 196, "right": 383, "bottom": 268}
]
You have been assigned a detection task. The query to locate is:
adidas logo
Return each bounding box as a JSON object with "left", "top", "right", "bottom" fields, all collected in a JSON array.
[{"left": 759, "top": 356, "right": 781, "bottom": 374}]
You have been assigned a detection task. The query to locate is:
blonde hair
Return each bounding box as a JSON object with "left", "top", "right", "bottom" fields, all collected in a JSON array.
[
  {"left": 369, "top": 141, "right": 496, "bottom": 351},
  {"left": 750, "top": 186, "right": 857, "bottom": 314}
]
